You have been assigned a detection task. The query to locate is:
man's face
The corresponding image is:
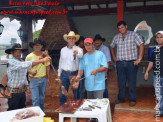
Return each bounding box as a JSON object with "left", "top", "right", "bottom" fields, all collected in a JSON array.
[
  {"left": 118, "top": 24, "right": 127, "bottom": 35},
  {"left": 33, "top": 44, "right": 43, "bottom": 51},
  {"left": 12, "top": 50, "right": 22, "bottom": 60},
  {"left": 67, "top": 36, "right": 76, "bottom": 46},
  {"left": 84, "top": 42, "right": 93, "bottom": 52},
  {"left": 78, "top": 40, "right": 84, "bottom": 48},
  {"left": 156, "top": 33, "right": 163, "bottom": 45},
  {"left": 94, "top": 39, "right": 102, "bottom": 47}
]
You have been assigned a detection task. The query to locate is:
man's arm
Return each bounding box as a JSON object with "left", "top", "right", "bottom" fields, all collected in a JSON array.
[
  {"left": 110, "top": 47, "right": 117, "bottom": 62},
  {"left": 134, "top": 44, "right": 144, "bottom": 66},
  {"left": 105, "top": 62, "right": 109, "bottom": 79},
  {"left": 144, "top": 62, "right": 153, "bottom": 80},
  {"left": 1, "top": 74, "right": 8, "bottom": 87},
  {"left": 46, "top": 65, "right": 50, "bottom": 82},
  {"left": 77, "top": 70, "right": 84, "bottom": 78},
  {"left": 9, "top": 57, "right": 51, "bottom": 71},
  {"left": 91, "top": 66, "right": 107, "bottom": 76},
  {"left": 75, "top": 47, "right": 83, "bottom": 58},
  {"left": 32, "top": 57, "right": 51, "bottom": 66},
  {"left": 27, "top": 69, "right": 37, "bottom": 76},
  {"left": 138, "top": 44, "right": 144, "bottom": 60}
]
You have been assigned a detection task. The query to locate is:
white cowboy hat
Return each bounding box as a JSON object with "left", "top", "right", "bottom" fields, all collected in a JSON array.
[{"left": 63, "top": 31, "right": 80, "bottom": 42}]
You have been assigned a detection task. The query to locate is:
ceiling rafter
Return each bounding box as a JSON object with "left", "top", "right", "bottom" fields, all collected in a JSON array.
[
  {"left": 68, "top": 5, "right": 163, "bottom": 17},
  {"left": 96, "top": 4, "right": 101, "bottom": 9}
]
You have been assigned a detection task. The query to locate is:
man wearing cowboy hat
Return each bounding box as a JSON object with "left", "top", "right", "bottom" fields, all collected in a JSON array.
[
  {"left": 25, "top": 38, "right": 50, "bottom": 111},
  {"left": 4, "top": 43, "right": 50, "bottom": 111},
  {"left": 94, "top": 34, "right": 111, "bottom": 98},
  {"left": 58, "top": 31, "right": 83, "bottom": 105}
]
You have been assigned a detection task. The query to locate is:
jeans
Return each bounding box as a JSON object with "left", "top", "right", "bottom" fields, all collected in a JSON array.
[
  {"left": 60, "top": 72, "right": 80, "bottom": 106},
  {"left": 153, "top": 76, "right": 163, "bottom": 115},
  {"left": 117, "top": 61, "right": 138, "bottom": 102},
  {"left": 103, "top": 79, "right": 109, "bottom": 98},
  {"left": 79, "top": 75, "right": 86, "bottom": 99},
  {"left": 30, "top": 77, "right": 46, "bottom": 111},
  {"left": 87, "top": 90, "right": 104, "bottom": 99}
]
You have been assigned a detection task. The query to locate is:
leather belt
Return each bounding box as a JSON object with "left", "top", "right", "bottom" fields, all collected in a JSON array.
[
  {"left": 7, "top": 85, "right": 27, "bottom": 93},
  {"left": 118, "top": 60, "right": 135, "bottom": 62},
  {"left": 62, "top": 70, "right": 78, "bottom": 75},
  {"left": 30, "top": 76, "right": 46, "bottom": 79}
]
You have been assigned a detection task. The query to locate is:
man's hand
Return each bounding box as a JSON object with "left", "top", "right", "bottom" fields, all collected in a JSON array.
[
  {"left": 144, "top": 72, "right": 149, "bottom": 81},
  {"left": 26, "top": 86, "right": 31, "bottom": 96},
  {"left": 43, "top": 56, "right": 51, "bottom": 63},
  {"left": 55, "top": 77, "right": 62, "bottom": 86},
  {"left": 73, "top": 49, "right": 78, "bottom": 55},
  {"left": 90, "top": 69, "right": 98, "bottom": 76},
  {"left": 61, "top": 85, "right": 68, "bottom": 97},
  {"left": 30, "top": 70, "right": 37, "bottom": 76},
  {"left": 113, "top": 57, "right": 117, "bottom": 62},
  {"left": 134, "top": 60, "right": 141, "bottom": 66}
]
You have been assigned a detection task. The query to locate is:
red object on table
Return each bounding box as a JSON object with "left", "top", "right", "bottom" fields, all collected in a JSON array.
[{"left": 55, "top": 99, "right": 85, "bottom": 113}]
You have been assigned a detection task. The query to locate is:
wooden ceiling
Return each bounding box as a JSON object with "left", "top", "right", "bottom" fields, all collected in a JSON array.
[{"left": 0, "top": 0, "right": 163, "bottom": 19}]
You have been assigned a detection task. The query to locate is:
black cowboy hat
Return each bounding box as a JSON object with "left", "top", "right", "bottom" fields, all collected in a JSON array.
[
  {"left": 94, "top": 34, "right": 106, "bottom": 42},
  {"left": 29, "top": 38, "right": 46, "bottom": 48},
  {"left": 5, "top": 43, "right": 27, "bottom": 54}
]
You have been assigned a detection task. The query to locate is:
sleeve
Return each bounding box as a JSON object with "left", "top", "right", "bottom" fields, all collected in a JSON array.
[
  {"left": 110, "top": 35, "right": 118, "bottom": 48},
  {"left": 45, "top": 62, "right": 50, "bottom": 66},
  {"left": 25, "top": 55, "right": 30, "bottom": 61},
  {"left": 150, "top": 50, "right": 155, "bottom": 62},
  {"left": 58, "top": 49, "right": 62, "bottom": 77},
  {"left": 8, "top": 59, "right": 33, "bottom": 71},
  {"left": 103, "top": 46, "right": 111, "bottom": 62},
  {"left": 100, "top": 52, "right": 108, "bottom": 68},
  {"left": 134, "top": 32, "right": 144, "bottom": 46},
  {"left": 79, "top": 57, "right": 84, "bottom": 70},
  {"left": 76, "top": 47, "right": 83, "bottom": 58}
]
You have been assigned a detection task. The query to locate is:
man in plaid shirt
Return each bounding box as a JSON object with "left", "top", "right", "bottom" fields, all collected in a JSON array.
[
  {"left": 5, "top": 43, "right": 50, "bottom": 111},
  {"left": 110, "top": 21, "right": 144, "bottom": 107}
]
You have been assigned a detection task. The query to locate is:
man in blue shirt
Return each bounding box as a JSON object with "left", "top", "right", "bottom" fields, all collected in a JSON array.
[
  {"left": 94, "top": 34, "right": 111, "bottom": 98},
  {"left": 77, "top": 38, "right": 108, "bottom": 99}
]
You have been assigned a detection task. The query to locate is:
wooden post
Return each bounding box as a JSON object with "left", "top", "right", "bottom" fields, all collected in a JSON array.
[
  {"left": 117, "top": 0, "right": 124, "bottom": 33},
  {"left": 20, "top": 16, "right": 33, "bottom": 59}
]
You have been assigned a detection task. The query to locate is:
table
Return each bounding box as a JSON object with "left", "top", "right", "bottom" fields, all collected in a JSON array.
[
  {"left": 59, "top": 99, "right": 112, "bottom": 122},
  {"left": 0, "top": 106, "right": 45, "bottom": 122}
]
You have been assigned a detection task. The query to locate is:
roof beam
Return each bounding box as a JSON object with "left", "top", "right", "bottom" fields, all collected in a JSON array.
[
  {"left": 68, "top": 5, "right": 163, "bottom": 17},
  {"left": 96, "top": 4, "right": 101, "bottom": 9}
]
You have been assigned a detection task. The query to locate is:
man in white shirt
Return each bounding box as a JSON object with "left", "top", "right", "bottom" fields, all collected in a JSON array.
[{"left": 58, "top": 31, "right": 83, "bottom": 105}]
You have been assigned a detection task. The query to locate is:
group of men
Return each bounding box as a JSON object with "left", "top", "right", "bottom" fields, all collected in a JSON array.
[
  {"left": 0, "top": 20, "right": 162, "bottom": 118},
  {"left": 0, "top": 39, "right": 51, "bottom": 111}
]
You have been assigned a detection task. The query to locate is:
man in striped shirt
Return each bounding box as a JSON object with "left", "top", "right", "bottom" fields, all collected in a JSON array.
[{"left": 110, "top": 21, "right": 144, "bottom": 107}]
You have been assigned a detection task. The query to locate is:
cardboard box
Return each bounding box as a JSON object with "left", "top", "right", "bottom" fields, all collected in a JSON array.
[{"left": 0, "top": 106, "right": 45, "bottom": 122}]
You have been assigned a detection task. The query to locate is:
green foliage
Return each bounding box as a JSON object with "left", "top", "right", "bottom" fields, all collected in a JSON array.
[
  {"left": 33, "top": 29, "right": 41, "bottom": 40},
  {"left": 10, "top": 38, "right": 17, "bottom": 46},
  {"left": 0, "top": 50, "right": 5, "bottom": 55}
]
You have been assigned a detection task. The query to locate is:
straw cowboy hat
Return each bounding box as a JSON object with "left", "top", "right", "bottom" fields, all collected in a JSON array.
[
  {"left": 63, "top": 31, "right": 80, "bottom": 42},
  {"left": 29, "top": 38, "right": 46, "bottom": 48},
  {"left": 5, "top": 43, "right": 27, "bottom": 54}
]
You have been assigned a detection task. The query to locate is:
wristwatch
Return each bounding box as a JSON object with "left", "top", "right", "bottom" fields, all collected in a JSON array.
[{"left": 138, "top": 58, "right": 141, "bottom": 61}]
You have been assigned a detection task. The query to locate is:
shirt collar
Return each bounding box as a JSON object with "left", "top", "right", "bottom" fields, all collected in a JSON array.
[
  {"left": 120, "top": 31, "right": 129, "bottom": 37},
  {"left": 12, "top": 57, "right": 23, "bottom": 61},
  {"left": 156, "top": 45, "right": 163, "bottom": 49},
  {"left": 66, "top": 45, "right": 76, "bottom": 49},
  {"left": 94, "top": 44, "right": 104, "bottom": 50}
]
